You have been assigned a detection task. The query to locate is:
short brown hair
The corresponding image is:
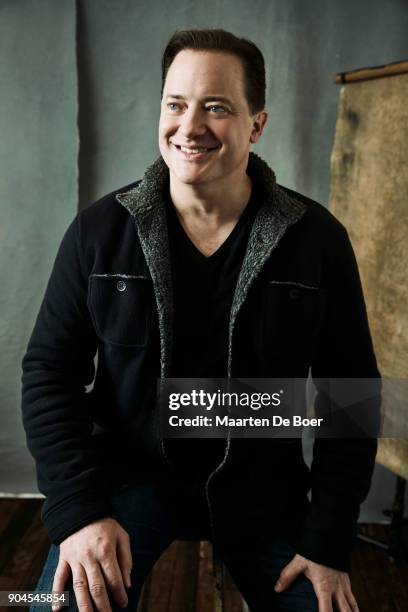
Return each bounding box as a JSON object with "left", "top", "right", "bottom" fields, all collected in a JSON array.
[{"left": 161, "top": 28, "right": 266, "bottom": 114}]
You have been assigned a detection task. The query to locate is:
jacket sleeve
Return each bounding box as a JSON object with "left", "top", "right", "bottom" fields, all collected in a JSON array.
[
  {"left": 296, "top": 222, "right": 380, "bottom": 571},
  {"left": 21, "top": 214, "right": 114, "bottom": 545}
]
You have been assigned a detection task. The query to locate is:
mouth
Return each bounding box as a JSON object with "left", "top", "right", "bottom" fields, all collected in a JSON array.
[{"left": 171, "top": 143, "right": 220, "bottom": 160}]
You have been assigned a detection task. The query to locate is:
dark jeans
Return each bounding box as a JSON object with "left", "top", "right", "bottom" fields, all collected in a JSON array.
[{"left": 31, "top": 472, "right": 318, "bottom": 611}]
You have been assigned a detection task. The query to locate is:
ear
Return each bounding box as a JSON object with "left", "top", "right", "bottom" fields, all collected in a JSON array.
[{"left": 250, "top": 110, "right": 268, "bottom": 144}]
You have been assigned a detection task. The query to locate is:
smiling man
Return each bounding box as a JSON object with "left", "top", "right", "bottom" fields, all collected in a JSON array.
[{"left": 22, "top": 29, "right": 380, "bottom": 612}]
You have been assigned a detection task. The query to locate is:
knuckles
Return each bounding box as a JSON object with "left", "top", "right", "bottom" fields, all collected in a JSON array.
[
  {"left": 72, "top": 579, "right": 87, "bottom": 589},
  {"left": 89, "top": 583, "right": 105, "bottom": 597}
]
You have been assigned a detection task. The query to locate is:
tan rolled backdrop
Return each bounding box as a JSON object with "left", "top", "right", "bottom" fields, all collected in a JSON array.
[{"left": 328, "top": 62, "right": 408, "bottom": 479}]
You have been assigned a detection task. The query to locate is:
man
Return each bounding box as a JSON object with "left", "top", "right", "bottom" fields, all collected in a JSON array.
[{"left": 22, "top": 29, "right": 379, "bottom": 612}]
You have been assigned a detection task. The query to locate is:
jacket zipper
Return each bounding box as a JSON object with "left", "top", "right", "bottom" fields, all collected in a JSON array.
[{"left": 204, "top": 354, "right": 233, "bottom": 547}]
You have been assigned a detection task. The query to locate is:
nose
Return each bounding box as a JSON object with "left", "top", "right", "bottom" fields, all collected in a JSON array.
[{"left": 179, "top": 106, "right": 207, "bottom": 139}]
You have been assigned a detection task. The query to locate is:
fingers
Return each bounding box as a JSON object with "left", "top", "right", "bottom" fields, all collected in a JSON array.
[
  {"left": 334, "top": 589, "right": 359, "bottom": 612},
  {"left": 316, "top": 586, "right": 358, "bottom": 612},
  {"left": 315, "top": 591, "right": 333, "bottom": 612},
  {"left": 333, "top": 595, "right": 350, "bottom": 612},
  {"left": 71, "top": 564, "right": 95, "bottom": 612},
  {"left": 52, "top": 559, "right": 70, "bottom": 612},
  {"left": 345, "top": 588, "right": 360, "bottom": 612},
  {"left": 98, "top": 550, "right": 128, "bottom": 609},
  {"left": 116, "top": 530, "right": 133, "bottom": 589},
  {"left": 274, "top": 556, "right": 306, "bottom": 592},
  {"left": 83, "top": 563, "right": 113, "bottom": 612}
]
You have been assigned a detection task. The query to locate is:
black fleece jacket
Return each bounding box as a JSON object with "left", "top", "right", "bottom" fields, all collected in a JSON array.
[{"left": 21, "top": 154, "right": 380, "bottom": 571}]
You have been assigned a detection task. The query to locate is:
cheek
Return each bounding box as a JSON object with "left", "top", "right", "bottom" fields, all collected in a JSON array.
[
  {"left": 208, "top": 122, "right": 241, "bottom": 146},
  {"left": 159, "top": 116, "right": 177, "bottom": 139}
]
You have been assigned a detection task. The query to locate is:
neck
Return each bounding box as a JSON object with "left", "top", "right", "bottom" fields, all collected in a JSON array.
[{"left": 169, "top": 169, "right": 252, "bottom": 222}]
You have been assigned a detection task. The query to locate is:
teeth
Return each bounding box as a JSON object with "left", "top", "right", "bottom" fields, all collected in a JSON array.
[{"left": 180, "top": 146, "right": 209, "bottom": 154}]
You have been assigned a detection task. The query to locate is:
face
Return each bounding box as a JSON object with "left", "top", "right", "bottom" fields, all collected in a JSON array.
[{"left": 159, "top": 50, "right": 267, "bottom": 189}]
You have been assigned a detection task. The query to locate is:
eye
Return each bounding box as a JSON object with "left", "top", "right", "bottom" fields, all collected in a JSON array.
[
  {"left": 206, "top": 105, "right": 228, "bottom": 114},
  {"left": 166, "top": 102, "right": 182, "bottom": 112}
]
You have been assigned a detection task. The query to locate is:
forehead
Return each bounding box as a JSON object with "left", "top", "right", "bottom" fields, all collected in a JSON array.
[{"left": 163, "top": 50, "right": 246, "bottom": 100}]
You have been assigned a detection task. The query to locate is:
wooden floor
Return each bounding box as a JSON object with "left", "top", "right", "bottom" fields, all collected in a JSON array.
[{"left": 0, "top": 499, "right": 407, "bottom": 611}]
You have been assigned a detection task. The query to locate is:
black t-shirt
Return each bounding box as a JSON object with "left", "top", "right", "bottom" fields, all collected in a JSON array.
[{"left": 164, "top": 185, "right": 260, "bottom": 478}]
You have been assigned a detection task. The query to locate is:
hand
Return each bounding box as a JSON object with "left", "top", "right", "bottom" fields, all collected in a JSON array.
[
  {"left": 274, "top": 553, "right": 359, "bottom": 612},
  {"left": 52, "top": 517, "right": 132, "bottom": 612}
]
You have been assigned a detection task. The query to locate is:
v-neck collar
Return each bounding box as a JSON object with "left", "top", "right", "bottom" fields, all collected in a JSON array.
[
  {"left": 115, "top": 152, "right": 307, "bottom": 378},
  {"left": 167, "top": 188, "right": 258, "bottom": 262}
]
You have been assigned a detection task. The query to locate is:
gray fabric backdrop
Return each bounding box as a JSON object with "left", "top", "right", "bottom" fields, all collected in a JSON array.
[
  {"left": 1, "top": 0, "right": 407, "bottom": 521},
  {"left": 0, "top": 0, "right": 78, "bottom": 494}
]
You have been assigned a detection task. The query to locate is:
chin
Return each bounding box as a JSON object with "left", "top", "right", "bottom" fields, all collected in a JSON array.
[
  {"left": 173, "top": 170, "right": 208, "bottom": 185},
  {"left": 169, "top": 161, "right": 211, "bottom": 184}
]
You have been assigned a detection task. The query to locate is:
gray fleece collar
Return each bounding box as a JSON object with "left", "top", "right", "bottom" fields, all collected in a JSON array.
[
  {"left": 117, "top": 152, "right": 288, "bottom": 215},
  {"left": 116, "top": 152, "right": 307, "bottom": 377}
]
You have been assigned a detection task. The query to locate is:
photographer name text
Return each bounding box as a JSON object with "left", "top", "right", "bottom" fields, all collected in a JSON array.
[{"left": 168, "top": 415, "right": 324, "bottom": 428}]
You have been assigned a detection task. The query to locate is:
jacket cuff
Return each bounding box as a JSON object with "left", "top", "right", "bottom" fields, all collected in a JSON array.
[
  {"left": 296, "top": 526, "right": 357, "bottom": 572},
  {"left": 42, "top": 491, "right": 114, "bottom": 545}
]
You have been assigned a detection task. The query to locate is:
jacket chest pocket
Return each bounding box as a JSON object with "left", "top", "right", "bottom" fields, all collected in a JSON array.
[
  {"left": 261, "top": 281, "right": 325, "bottom": 359},
  {"left": 88, "top": 275, "right": 154, "bottom": 347}
]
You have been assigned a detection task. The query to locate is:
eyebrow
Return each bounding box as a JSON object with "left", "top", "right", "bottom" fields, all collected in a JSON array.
[{"left": 165, "top": 94, "right": 234, "bottom": 105}]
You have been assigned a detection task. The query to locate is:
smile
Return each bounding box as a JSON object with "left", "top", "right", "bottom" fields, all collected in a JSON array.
[{"left": 172, "top": 143, "right": 220, "bottom": 159}]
